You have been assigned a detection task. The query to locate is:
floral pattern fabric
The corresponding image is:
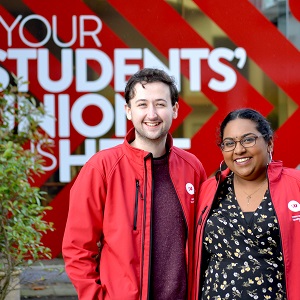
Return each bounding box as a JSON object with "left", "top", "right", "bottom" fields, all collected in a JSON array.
[{"left": 200, "top": 175, "right": 286, "bottom": 300}]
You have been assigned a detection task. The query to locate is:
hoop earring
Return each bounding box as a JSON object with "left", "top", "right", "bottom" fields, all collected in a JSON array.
[{"left": 269, "top": 151, "right": 273, "bottom": 162}]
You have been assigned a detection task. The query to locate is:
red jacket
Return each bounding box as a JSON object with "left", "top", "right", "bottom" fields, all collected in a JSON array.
[
  {"left": 193, "top": 160, "right": 300, "bottom": 300},
  {"left": 62, "top": 128, "right": 206, "bottom": 299}
]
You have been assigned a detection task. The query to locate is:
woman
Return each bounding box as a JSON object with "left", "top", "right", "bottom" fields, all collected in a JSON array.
[{"left": 193, "top": 108, "right": 300, "bottom": 300}]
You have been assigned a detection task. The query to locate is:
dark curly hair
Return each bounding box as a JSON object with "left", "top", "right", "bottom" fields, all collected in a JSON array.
[
  {"left": 124, "top": 68, "right": 178, "bottom": 106},
  {"left": 218, "top": 108, "right": 274, "bottom": 144}
]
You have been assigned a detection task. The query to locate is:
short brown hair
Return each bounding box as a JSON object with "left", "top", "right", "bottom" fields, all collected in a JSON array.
[{"left": 124, "top": 68, "right": 179, "bottom": 106}]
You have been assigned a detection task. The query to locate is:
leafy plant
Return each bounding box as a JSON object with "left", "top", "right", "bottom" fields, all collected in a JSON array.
[{"left": 0, "top": 76, "right": 54, "bottom": 300}]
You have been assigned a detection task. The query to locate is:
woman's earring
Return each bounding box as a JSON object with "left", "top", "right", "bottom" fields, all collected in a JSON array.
[{"left": 269, "top": 151, "right": 273, "bottom": 162}]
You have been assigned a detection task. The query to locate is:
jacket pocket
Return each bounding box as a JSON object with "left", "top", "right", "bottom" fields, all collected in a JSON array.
[{"left": 133, "top": 179, "right": 142, "bottom": 230}]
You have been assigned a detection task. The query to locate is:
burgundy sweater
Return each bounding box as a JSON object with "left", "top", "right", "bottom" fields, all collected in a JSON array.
[{"left": 149, "top": 154, "right": 187, "bottom": 299}]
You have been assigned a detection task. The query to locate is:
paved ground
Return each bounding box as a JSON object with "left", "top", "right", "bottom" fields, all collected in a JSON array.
[
  {"left": 21, "top": 297, "right": 77, "bottom": 299},
  {"left": 19, "top": 259, "right": 78, "bottom": 299}
]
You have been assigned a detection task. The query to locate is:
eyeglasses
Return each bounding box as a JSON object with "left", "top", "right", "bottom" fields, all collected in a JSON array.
[{"left": 220, "top": 134, "right": 266, "bottom": 152}]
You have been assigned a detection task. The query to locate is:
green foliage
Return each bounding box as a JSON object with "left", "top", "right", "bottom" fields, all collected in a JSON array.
[{"left": 0, "top": 76, "right": 54, "bottom": 300}]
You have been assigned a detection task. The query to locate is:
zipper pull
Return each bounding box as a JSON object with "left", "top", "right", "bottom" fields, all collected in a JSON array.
[
  {"left": 198, "top": 206, "right": 208, "bottom": 226},
  {"left": 136, "top": 180, "right": 143, "bottom": 200}
]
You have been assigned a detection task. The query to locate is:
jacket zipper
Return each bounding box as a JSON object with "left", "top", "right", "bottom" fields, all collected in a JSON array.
[
  {"left": 147, "top": 157, "right": 154, "bottom": 300},
  {"left": 133, "top": 179, "right": 141, "bottom": 230},
  {"left": 197, "top": 169, "right": 223, "bottom": 227},
  {"left": 198, "top": 206, "right": 208, "bottom": 226},
  {"left": 266, "top": 170, "right": 288, "bottom": 298},
  {"left": 196, "top": 174, "right": 222, "bottom": 299},
  {"left": 140, "top": 154, "right": 151, "bottom": 300}
]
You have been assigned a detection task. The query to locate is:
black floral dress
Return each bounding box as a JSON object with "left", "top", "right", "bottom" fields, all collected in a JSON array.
[{"left": 200, "top": 175, "right": 286, "bottom": 300}]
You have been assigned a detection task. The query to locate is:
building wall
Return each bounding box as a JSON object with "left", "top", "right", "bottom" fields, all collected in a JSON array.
[{"left": 0, "top": 0, "right": 299, "bottom": 256}]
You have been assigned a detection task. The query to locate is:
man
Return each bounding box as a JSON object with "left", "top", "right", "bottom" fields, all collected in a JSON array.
[{"left": 62, "top": 68, "right": 207, "bottom": 299}]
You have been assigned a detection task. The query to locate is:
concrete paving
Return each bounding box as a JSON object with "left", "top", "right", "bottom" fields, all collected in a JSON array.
[{"left": 20, "top": 259, "right": 77, "bottom": 299}]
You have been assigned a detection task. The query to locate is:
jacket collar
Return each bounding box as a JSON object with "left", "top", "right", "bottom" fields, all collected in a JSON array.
[
  {"left": 215, "top": 160, "right": 231, "bottom": 184},
  {"left": 267, "top": 160, "right": 283, "bottom": 182}
]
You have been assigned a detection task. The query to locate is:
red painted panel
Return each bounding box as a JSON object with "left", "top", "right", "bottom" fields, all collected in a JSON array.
[
  {"left": 1, "top": 0, "right": 298, "bottom": 257},
  {"left": 194, "top": 0, "right": 300, "bottom": 167},
  {"left": 289, "top": 0, "right": 300, "bottom": 22}
]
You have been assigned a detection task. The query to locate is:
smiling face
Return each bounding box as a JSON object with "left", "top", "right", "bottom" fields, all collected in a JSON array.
[
  {"left": 222, "top": 118, "right": 273, "bottom": 181},
  {"left": 125, "top": 81, "right": 178, "bottom": 153}
]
